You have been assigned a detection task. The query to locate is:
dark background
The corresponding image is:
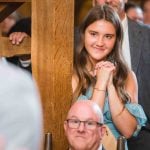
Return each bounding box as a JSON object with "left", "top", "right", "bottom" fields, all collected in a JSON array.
[{"left": 75, "top": 0, "right": 143, "bottom": 26}]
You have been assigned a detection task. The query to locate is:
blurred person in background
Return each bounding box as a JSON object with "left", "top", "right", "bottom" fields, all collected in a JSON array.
[
  {"left": 6, "top": 17, "right": 32, "bottom": 73},
  {"left": 0, "top": 59, "right": 43, "bottom": 150},
  {"left": 141, "top": 0, "right": 150, "bottom": 25},
  {"left": 0, "top": 11, "right": 32, "bottom": 73},
  {"left": 125, "top": 2, "right": 143, "bottom": 23},
  {"left": 0, "top": 11, "right": 22, "bottom": 36}
]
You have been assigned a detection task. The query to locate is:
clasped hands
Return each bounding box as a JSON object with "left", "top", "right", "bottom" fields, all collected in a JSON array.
[{"left": 92, "top": 61, "right": 116, "bottom": 89}]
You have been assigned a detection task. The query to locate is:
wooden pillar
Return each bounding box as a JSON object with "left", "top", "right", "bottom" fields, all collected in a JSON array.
[{"left": 32, "top": 0, "right": 74, "bottom": 149}]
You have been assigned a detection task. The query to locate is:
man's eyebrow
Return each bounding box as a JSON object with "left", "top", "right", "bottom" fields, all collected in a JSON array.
[{"left": 67, "top": 115, "right": 78, "bottom": 119}]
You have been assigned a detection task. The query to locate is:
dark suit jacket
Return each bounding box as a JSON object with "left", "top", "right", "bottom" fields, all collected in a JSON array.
[{"left": 127, "top": 18, "right": 150, "bottom": 150}]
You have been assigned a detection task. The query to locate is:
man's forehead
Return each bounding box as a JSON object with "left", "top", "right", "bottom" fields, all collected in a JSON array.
[
  {"left": 67, "top": 102, "right": 99, "bottom": 120},
  {"left": 69, "top": 104, "right": 93, "bottom": 114}
]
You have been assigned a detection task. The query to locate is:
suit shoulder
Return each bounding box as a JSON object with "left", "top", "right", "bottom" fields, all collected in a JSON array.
[{"left": 128, "top": 18, "right": 150, "bottom": 32}]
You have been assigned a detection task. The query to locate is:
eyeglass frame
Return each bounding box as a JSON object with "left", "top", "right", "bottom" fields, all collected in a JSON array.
[{"left": 65, "top": 119, "right": 103, "bottom": 130}]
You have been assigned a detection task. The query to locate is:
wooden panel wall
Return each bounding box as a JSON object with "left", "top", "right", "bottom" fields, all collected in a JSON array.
[
  {"left": 17, "top": 2, "right": 31, "bottom": 17},
  {"left": 32, "top": 0, "right": 74, "bottom": 149}
]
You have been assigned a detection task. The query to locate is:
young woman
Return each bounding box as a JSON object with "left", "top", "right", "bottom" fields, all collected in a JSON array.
[{"left": 72, "top": 5, "right": 147, "bottom": 149}]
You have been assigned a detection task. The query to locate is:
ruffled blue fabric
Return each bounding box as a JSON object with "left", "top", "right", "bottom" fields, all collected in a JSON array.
[
  {"left": 125, "top": 103, "right": 147, "bottom": 136},
  {"left": 78, "top": 87, "right": 147, "bottom": 150}
]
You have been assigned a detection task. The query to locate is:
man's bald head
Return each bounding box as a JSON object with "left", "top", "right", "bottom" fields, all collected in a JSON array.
[
  {"left": 67, "top": 100, "right": 103, "bottom": 124},
  {"left": 64, "top": 100, "right": 105, "bottom": 150}
]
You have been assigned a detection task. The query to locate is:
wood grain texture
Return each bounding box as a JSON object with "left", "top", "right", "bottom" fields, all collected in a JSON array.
[
  {"left": 32, "top": 0, "right": 74, "bottom": 149},
  {"left": 0, "top": 0, "right": 30, "bottom": 2},
  {"left": 0, "top": 36, "right": 31, "bottom": 57}
]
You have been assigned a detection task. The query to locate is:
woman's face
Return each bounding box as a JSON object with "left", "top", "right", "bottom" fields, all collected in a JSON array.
[{"left": 84, "top": 20, "right": 116, "bottom": 64}]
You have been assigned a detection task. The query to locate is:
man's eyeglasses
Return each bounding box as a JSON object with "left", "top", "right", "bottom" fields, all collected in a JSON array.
[{"left": 66, "top": 119, "right": 103, "bottom": 130}]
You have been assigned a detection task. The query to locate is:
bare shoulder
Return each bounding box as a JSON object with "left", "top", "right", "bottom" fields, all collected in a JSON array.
[
  {"left": 72, "top": 74, "right": 78, "bottom": 93},
  {"left": 126, "top": 70, "right": 138, "bottom": 103},
  {"left": 127, "top": 70, "right": 137, "bottom": 84}
]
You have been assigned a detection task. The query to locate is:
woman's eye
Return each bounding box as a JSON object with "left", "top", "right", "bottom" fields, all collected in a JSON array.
[
  {"left": 105, "top": 34, "right": 113, "bottom": 39},
  {"left": 90, "top": 32, "right": 97, "bottom": 36}
]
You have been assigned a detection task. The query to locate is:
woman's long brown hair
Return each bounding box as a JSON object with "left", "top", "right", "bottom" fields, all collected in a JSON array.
[{"left": 73, "top": 5, "right": 131, "bottom": 103}]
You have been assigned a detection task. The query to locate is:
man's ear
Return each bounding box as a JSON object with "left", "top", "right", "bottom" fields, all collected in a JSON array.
[
  {"left": 100, "top": 125, "right": 106, "bottom": 138},
  {"left": 64, "top": 121, "right": 67, "bottom": 132}
]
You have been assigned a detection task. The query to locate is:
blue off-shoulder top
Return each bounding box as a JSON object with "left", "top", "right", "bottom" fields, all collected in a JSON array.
[{"left": 78, "top": 87, "right": 147, "bottom": 150}]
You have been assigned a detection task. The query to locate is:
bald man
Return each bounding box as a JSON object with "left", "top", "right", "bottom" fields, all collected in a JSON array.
[{"left": 64, "top": 100, "right": 105, "bottom": 150}]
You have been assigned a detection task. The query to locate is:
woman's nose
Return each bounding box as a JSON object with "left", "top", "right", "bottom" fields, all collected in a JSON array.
[{"left": 96, "top": 37, "right": 104, "bottom": 46}]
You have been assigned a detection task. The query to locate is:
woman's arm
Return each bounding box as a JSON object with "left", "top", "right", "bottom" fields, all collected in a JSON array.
[
  {"left": 108, "top": 71, "right": 138, "bottom": 138},
  {"left": 91, "top": 61, "right": 115, "bottom": 110}
]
